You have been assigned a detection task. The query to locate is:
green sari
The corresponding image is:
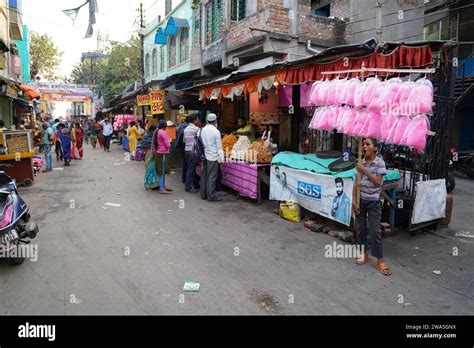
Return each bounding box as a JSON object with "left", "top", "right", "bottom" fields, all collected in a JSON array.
[{"left": 144, "top": 149, "right": 160, "bottom": 189}]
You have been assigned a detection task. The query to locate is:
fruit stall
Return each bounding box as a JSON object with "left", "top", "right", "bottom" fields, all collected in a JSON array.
[{"left": 0, "top": 130, "right": 35, "bottom": 186}]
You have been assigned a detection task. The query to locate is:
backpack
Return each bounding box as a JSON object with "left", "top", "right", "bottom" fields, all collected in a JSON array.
[{"left": 192, "top": 129, "right": 205, "bottom": 161}]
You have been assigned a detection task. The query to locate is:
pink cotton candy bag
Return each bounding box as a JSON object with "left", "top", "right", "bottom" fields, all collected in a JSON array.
[{"left": 402, "top": 115, "right": 430, "bottom": 150}]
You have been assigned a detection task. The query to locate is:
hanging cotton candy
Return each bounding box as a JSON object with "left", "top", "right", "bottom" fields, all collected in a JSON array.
[
  {"left": 391, "top": 115, "right": 411, "bottom": 145},
  {"left": 394, "top": 81, "right": 415, "bottom": 115},
  {"left": 325, "top": 79, "right": 337, "bottom": 105},
  {"left": 350, "top": 110, "right": 369, "bottom": 136},
  {"left": 335, "top": 79, "right": 349, "bottom": 105},
  {"left": 309, "top": 108, "right": 323, "bottom": 129},
  {"left": 343, "top": 78, "right": 361, "bottom": 106},
  {"left": 407, "top": 78, "right": 434, "bottom": 115},
  {"left": 309, "top": 81, "right": 322, "bottom": 106},
  {"left": 317, "top": 80, "right": 331, "bottom": 106},
  {"left": 335, "top": 106, "right": 347, "bottom": 131},
  {"left": 379, "top": 114, "right": 397, "bottom": 142},
  {"left": 340, "top": 108, "right": 357, "bottom": 135},
  {"left": 365, "top": 111, "right": 382, "bottom": 139},
  {"left": 403, "top": 115, "right": 430, "bottom": 150},
  {"left": 368, "top": 78, "right": 402, "bottom": 114},
  {"left": 363, "top": 78, "right": 382, "bottom": 106},
  {"left": 354, "top": 79, "right": 368, "bottom": 109},
  {"left": 316, "top": 107, "right": 332, "bottom": 130}
]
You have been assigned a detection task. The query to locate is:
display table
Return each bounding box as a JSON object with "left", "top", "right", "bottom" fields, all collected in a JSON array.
[{"left": 221, "top": 162, "right": 271, "bottom": 203}]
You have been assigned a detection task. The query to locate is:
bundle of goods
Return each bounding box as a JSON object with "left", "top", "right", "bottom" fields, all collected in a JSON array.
[
  {"left": 6, "top": 134, "right": 29, "bottom": 153},
  {"left": 246, "top": 140, "right": 273, "bottom": 163},
  {"left": 222, "top": 134, "right": 238, "bottom": 157},
  {"left": 308, "top": 77, "right": 434, "bottom": 151},
  {"left": 230, "top": 136, "right": 251, "bottom": 160}
]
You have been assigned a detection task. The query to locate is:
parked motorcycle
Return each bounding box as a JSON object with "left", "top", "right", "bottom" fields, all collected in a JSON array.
[
  {"left": 450, "top": 147, "right": 474, "bottom": 180},
  {"left": 0, "top": 172, "right": 39, "bottom": 265}
]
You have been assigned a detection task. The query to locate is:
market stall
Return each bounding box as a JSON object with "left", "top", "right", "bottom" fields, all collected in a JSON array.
[{"left": 0, "top": 130, "right": 35, "bottom": 186}]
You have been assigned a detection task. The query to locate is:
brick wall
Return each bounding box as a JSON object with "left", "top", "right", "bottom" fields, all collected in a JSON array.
[
  {"left": 227, "top": 5, "right": 290, "bottom": 49},
  {"left": 298, "top": 0, "right": 350, "bottom": 44}
]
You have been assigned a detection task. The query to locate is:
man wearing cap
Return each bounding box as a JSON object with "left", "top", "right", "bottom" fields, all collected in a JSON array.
[{"left": 200, "top": 113, "right": 224, "bottom": 202}]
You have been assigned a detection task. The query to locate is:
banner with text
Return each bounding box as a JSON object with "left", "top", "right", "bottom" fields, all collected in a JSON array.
[
  {"left": 150, "top": 90, "right": 165, "bottom": 114},
  {"left": 270, "top": 165, "right": 354, "bottom": 226}
]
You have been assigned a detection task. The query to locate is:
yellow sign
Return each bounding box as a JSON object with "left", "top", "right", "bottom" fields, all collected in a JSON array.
[
  {"left": 150, "top": 90, "right": 165, "bottom": 114},
  {"left": 136, "top": 94, "right": 151, "bottom": 106}
]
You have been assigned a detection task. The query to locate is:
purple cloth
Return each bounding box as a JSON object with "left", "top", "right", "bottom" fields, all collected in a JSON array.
[{"left": 279, "top": 85, "right": 292, "bottom": 107}]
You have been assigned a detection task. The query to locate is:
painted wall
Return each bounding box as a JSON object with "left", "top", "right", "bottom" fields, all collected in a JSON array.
[
  {"left": 14, "top": 25, "right": 29, "bottom": 82},
  {"left": 143, "top": 0, "right": 195, "bottom": 84},
  {"left": 0, "top": 0, "right": 10, "bottom": 81},
  {"left": 249, "top": 91, "right": 279, "bottom": 113}
]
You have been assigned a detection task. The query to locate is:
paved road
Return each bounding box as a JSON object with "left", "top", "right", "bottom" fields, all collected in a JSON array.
[{"left": 0, "top": 143, "right": 472, "bottom": 315}]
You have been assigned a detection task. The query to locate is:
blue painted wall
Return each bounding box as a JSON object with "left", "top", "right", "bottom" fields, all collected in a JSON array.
[{"left": 14, "top": 25, "right": 30, "bottom": 83}]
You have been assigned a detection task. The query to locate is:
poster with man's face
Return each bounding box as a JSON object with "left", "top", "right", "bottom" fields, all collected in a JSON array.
[{"left": 270, "top": 165, "right": 353, "bottom": 226}]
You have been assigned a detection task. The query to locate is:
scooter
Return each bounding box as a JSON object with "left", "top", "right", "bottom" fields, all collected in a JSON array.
[
  {"left": 450, "top": 147, "right": 474, "bottom": 179},
  {"left": 0, "top": 172, "right": 39, "bottom": 265}
]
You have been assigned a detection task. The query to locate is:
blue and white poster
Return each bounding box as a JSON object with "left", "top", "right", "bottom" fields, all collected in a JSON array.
[{"left": 270, "top": 165, "right": 354, "bottom": 226}]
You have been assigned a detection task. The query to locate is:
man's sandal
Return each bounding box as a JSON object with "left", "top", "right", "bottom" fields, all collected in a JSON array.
[
  {"left": 354, "top": 254, "right": 371, "bottom": 265},
  {"left": 373, "top": 261, "right": 392, "bottom": 276}
]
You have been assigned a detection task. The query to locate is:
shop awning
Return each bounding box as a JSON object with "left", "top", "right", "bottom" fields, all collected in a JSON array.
[
  {"left": 154, "top": 27, "right": 166, "bottom": 45},
  {"left": 164, "top": 17, "right": 189, "bottom": 36},
  {"left": 20, "top": 84, "right": 40, "bottom": 99},
  {"left": 13, "top": 98, "right": 34, "bottom": 109}
]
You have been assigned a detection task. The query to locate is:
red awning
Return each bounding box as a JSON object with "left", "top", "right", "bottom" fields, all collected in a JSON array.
[{"left": 20, "top": 84, "right": 41, "bottom": 99}]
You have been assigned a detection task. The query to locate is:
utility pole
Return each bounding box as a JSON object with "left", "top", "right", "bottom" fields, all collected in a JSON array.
[
  {"left": 375, "top": 0, "right": 383, "bottom": 42},
  {"left": 139, "top": 2, "right": 145, "bottom": 85}
]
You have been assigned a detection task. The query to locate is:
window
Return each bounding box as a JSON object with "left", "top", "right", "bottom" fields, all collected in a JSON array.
[
  {"left": 179, "top": 28, "right": 189, "bottom": 63},
  {"left": 205, "top": 0, "right": 224, "bottom": 46},
  {"left": 152, "top": 48, "right": 157, "bottom": 76},
  {"left": 231, "top": 0, "right": 246, "bottom": 21},
  {"left": 311, "top": 0, "right": 330, "bottom": 17},
  {"left": 145, "top": 53, "right": 150, "bottom": 78},
  {"left": 160, "top": 46, "right": 165, "bottom": 72},
  {"left": 169, "top": 36, "right": 177, "bottom": 68},
  {"left": 424, "top": 17, "right": 451, "bottom": 41}
]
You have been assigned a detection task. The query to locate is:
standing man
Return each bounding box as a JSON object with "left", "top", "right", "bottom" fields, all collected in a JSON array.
[
  {"left": 42, "top": 122, "right": 54, "bottom": 172},
  {"left": 183, "top": 114, "right": 200, "bottom": 193},
  {"left": 200, "top": 113, "right": 224, "bottom": 202},
  {"left": 101, "top": 118, "right": 114, "bottom": 152},
  {"left": 176, "top": 115, "right": 190, "bottom": 184}
]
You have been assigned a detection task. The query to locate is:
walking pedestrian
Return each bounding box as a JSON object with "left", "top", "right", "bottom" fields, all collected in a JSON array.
[
  {"left": 51, "top": 119, "right": 63, "bottom": 161},
  {"left": 41, "top": 122, "right": 54, "bottom": 172},
  {"left": 88, "top": 121, "right": 99, "bottom": 149},
  {"left": 353, "top": 138, "right": 391, "bottom": 276},
  {"left": 200, "top": 113, "right": 224, "bottom": 202},
  {"left": 154, "top": 120, "right": 172, "bottom": 194},
  {"left": 101, "top": 118, "right": 114, "bottom": 152},
  {"left": 72, "top": 123, "right": 84, "bottom": 159},
  {"left": 127, "top": 121, "right": 142, "bottom": 159},
  {"left": 57, "top": 124, "right": 72, "bottom": 166},
  {"left": 183, "top": 114, "right": 200, "bottom": 193}
]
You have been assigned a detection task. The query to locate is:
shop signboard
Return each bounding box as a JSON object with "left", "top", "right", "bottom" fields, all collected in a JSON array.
[
  {"left": 136, "top": 94, "right": 151, "bottom": 106},
  {"left": 270, "top": 165, "right": 354, "bottom": 226},
  {"left": 6, "top": 85, "right": 18, "bottom": 98},
  {"left": 150, "top": 90, "right": 165, "bottom": 114}
]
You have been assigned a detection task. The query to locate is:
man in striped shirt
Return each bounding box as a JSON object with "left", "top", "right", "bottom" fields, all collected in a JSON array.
[{"left": 353, "top": 138, "right": 391, "bottom": 276}]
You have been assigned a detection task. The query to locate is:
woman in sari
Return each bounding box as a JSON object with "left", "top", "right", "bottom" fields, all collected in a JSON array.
[
  {"left": 57, "top": 124, "right": 72, "bottom": 166},
  {"left": 141, "top": 124, "right": 159, "bottom": 190},
  {"left": 154, "top": 120, "right": 172, "bottom": 194},
  {"left": 127, "top": 121, "right": 142, "bottom": 158},
  {"left": 72, "top": 123, "right": 84, "bottom": 160}
]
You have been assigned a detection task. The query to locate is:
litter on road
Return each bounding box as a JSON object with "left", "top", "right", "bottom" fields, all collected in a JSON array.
[
  {"left": 433, "top": 270, "right": 441, "bottom": 275},
  {"left": 104, "top": 203, "right": 121, "bottom": 207},
  {"left": 183, "top": 281, "right": 200, "bottom": 292}
]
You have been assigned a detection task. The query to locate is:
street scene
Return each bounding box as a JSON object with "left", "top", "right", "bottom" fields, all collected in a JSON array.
[{"left": 0, "top": 0, "right": 473, "bottom": 320}]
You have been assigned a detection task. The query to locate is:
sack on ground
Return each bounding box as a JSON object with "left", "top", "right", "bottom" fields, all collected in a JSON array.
[{"left": 279, "top": 201, "right": 301, "bottom": 223}]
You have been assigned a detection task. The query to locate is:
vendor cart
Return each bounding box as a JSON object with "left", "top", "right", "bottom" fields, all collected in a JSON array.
[{"left": 0, "top": 130, "right": 35, "bottom": 187}]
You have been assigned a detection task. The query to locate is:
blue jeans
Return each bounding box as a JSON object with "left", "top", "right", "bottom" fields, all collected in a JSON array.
[
  {"left": 356, "top": 199, "right": 383, "bottom": 259},
  {"left": 184, "top": 151, "right": 197, "bottom": 191},
  {"left": 43, "top": 144, "right": 52, "bottom": 170},
  {"left": 158, "top": 155, "right": 166, "bottom": 191}
]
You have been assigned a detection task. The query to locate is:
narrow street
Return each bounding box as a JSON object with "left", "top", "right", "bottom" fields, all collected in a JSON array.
[{"left": 0, "top": 144, "right": 473, "bottom": 315}]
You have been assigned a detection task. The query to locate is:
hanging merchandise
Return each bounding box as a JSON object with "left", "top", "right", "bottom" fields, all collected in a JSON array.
[
  {"left": 343, "top": 78, "right": 361, "bottom": 106},
  {"left": 339, "top": 107, "right": 357, "bottom": 135},
  {"left": 334, "top": 105, "right": 347, "bottom": 131},
  {"left": 388, "top": 115, "right": 411, "bottom": 144},
  {"left": 401, "top": 114, "right": 430, "bottom": 150},
  {"left": 335, "top": 78, "right": 349, "bottom": 105},
  {"left": 369, "top": 77, "right": 402, "bottom": 114},
  {"left": 325, "top": 79, "right": 337, "bottom": 105},
  {"left": 407, "top": 78, "right": 434, "bottom": 115},
  {"left": 393, "top": 80, "right": 415, "bottom": 115},
  {"left": 365, "top": 111, "right": 382, "bottom": 139},
  {"left": 350, "top": 110, "right": 369, "bottom": 137},
  {"left": 379, "top": 113, "right": 397, "bottom": 142},
  {"left": 363, "top": 77, "right": 382, "bottom": 107}
]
